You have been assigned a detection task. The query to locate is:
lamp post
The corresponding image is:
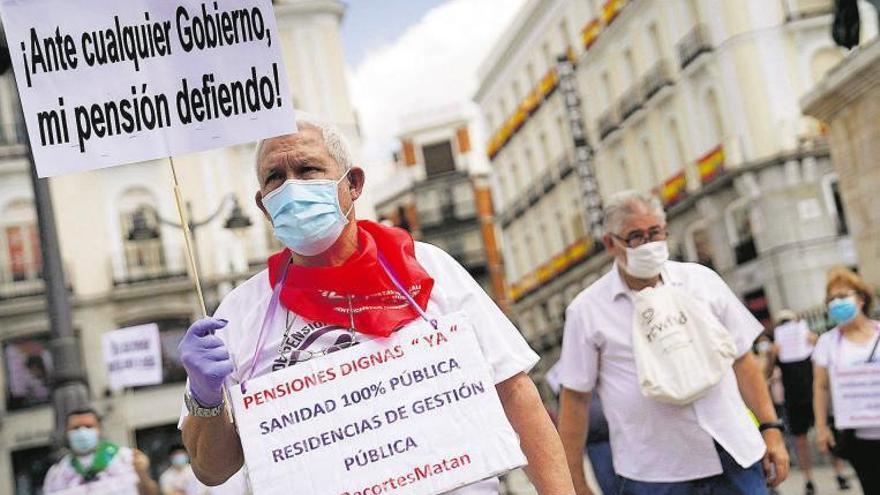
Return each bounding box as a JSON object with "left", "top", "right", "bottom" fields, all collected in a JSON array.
[
  {"left": 127, "top": 194, "right": 252, "bottom": 279},
  {"left": 0, "top": 29, "right": 90, "bottom": 442}
]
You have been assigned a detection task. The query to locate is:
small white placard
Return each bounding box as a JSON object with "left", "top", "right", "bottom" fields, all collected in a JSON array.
[
  {"left": 775, "top": 320, "right": 814, "bottom": 364},
  {"left": 102, "top": 323, "right": 163, "bottom": 391},
  {"left": 832, "top": 364, "right": 880, "bottom": 430}
]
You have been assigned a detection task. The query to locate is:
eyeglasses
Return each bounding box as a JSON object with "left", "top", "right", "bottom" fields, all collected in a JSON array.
[
  {"left": 286, "top": 295, "right": 360, "bottom": 364},
  {"left": 612, "top": 226, "right": 668, "bottom": 248},
  {"left": 826, "top": 289, "right": 857, "bottom": 304}
]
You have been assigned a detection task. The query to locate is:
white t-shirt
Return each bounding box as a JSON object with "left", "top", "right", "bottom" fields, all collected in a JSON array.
[
  {"left": 180, "top": 242, "right": 539, "bottom": 494},
  {"left": 558, "top": 261, "right": 766, "bottom": 483},
  {"left": 812, "top": 325, "right": 880, "bottom": 440},
  {"left": 43, "top": 446, "right": 139, "bottom": 494},
  {"left": 161, "top": 465, "right": 196, "bottom": 494}
]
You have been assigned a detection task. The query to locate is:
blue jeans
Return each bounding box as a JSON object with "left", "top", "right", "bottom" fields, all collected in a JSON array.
[
  {"left": 587, "top": 441, "right": 622, "bottom": 495},
  {"left": 618, "top": 444, "right": 767, "bottom": 495}
]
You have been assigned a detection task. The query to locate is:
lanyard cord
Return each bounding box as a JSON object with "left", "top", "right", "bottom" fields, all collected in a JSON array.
[
  {"left": 377, "top": 253, "right": 438, "bottom": 329},
  {"left": 240, "top": 252, "right": 435, "bottom": 392}
]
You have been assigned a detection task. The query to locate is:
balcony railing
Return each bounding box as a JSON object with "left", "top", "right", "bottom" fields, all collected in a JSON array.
[
  {"left": 500, "top": 153, "right": 574, "bottom": 228},
  {"left": 597, "top": 107, "right": 620, "bottom": 140},
  {"left": 0, "top": 277, "right": 44, "bottom": 300},
  {"left": 112, "top": 245, "right": 188, "bottom": 286},
  {"left": 418, "top": 201, "right": 478, "bottom": 229},
  {"left": 642, "top": 60, "right": 674, "bottom": 101},
  {"left": 677, "top": 23, "right": 713, "bottom": 69},
  {"left": 618, "top": 85, "right": 644, "bottom": 122}
]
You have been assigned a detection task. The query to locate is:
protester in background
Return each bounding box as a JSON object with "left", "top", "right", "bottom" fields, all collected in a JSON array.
[
  {"left": 557, "top": 190, "right": 789, "bottom": 495},
  {"left": 177, "top": 115, "right": 573, "bottom": 494},
  {"left": 813, "top": 267, "right": 880, "bottom": 493},
  {"left": 43, "top": 408, "right": 159, "bottom": 495},
  {"left": 159, "top": 444, "right": 196, "bottom": 495},
  {"left": 773, "top": 310, "right": 850, "bottom": 494}
]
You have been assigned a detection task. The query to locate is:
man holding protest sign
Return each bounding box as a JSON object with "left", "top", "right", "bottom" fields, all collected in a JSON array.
[{"left": 177, "top": 116, "right": 573, "bottom": 495}]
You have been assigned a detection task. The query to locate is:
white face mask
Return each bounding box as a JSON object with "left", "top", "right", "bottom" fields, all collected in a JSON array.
[{"left": 622, "top": 241, "right": 669, "bottom": 279}]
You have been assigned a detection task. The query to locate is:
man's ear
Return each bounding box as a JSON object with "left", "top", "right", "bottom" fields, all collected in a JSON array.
[
  {"left": 347, "top": 167, "right": 365, "bottom": 201},
  {"left": 255, "top": 191, "right": 271, "bottom": 223},
  {"left": 602, "top": 234, "right": 615, "bottom": 252}
]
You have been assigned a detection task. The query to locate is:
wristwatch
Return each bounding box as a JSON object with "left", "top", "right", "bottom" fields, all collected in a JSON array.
[
  {"left": 184, "top": 391, "right": 226, "bottom": 417},
  {"left": 758, "top": 421, "right": 786, "bottom": 433}
]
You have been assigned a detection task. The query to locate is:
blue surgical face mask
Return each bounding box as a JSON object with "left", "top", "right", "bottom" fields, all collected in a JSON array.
[
  {"left": 170, "top": 453, "right": 189, "bottom": 467},
  {"left": 67, "top": 427, "right": 99, "bottom": 455},
  {"left": 828, "top": 296, "right": 859, "bottom": 325},
  {"left": 262, "top": 171, "right": 353, "bottom": 256}
]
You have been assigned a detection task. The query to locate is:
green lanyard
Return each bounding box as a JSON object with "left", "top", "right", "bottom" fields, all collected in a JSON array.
[{"left": 70, "top": 441, "right": 119, "bottom": 482}]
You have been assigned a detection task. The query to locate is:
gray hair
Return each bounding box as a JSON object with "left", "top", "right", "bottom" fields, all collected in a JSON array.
[
  {"left": 602, "top": 190, "right": 666, "bottom": 235},
  {"left": 254, "top": 113, "right": 354, "bottom": 179}
]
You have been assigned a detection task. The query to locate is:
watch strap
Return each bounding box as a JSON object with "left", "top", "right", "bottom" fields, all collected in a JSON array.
[
  {"left": 758, "top": 421, "right": 785, "bottom": 433},
  {"left": 184, "top": 391, "right": 225, "bottom": 417}
]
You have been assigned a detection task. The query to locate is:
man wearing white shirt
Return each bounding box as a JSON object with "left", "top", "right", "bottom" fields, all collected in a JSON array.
[
  {"left": 557, "top": 190, "right": 789, "bottom": 495},
  {"left": 177, "top": 115, "right": 573, "bottom": 494}
]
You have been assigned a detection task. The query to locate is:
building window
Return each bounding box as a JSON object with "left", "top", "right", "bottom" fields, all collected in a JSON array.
[
  {"left": 557, "top": 210, "right": 571, "bottom": 246},
  {"left": 559, "top": 19, "right": 572, "bottom": 51},
  {"left": 1, "top": 200, "right": 42, "bottom": 287},
  {"left": 539, "top": 132, "right": 551, "bottom": 169},
  {"left": 624, "top": 48, "right": 638, "bottom": 85},
  {"left": 647, "top": 23, "right": 664, "bottom": 60},
  {"left": 601, "top": 71, "right": 614, "bottom": 108},
  {"left": 118, "top": 188, "right": 168, "bottom": 283},
  {"left": 704, "top": 89, "right": 725, "bottom": 146},
  {"left": 686, "top": 222, "right": 716, "bottom": 269},
  {"left": 726, "top": 200, "right": 758, "bottom": 265},
  {"left": 4, "top": 335, "right": 53, "bottom": 410},
  {"left": 422, "top": 140, "right": 456, "bottom": 177},
  {"left": 821, "top": 173, "right": 849, "bottom": 236},
  {"left": 571, "top": 211, "right": 586, "bottom": 239},
  {"left": 641, "top": 138, "right": 660, "bottom": 188},
  {"left": 665, "top": 118, "right": 687, "bottom": 175},
  {"left": 542, "top": 42, "right": 553, "bottom": 71}
]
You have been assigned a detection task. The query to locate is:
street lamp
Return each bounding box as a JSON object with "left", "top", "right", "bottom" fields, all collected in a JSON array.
[{"left": 126, "top": 194, "right": 252, "bottom": 276}]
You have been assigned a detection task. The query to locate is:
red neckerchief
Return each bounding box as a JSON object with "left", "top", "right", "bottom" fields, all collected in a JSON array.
[{"left": 267, "top": 220, "right": 434, "bottom": 337}]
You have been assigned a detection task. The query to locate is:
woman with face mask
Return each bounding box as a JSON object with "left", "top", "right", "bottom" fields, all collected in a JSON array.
[
  {"left": 812, "top": 266, "right": 880, "bottom": 494},
  {"left": 42, "top": 407, "right": 159, "bottom": 494}
]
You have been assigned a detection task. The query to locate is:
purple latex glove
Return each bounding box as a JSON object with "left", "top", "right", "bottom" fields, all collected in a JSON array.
[{"left": 178, "top": 318, "right": 234, "bottom": 408}]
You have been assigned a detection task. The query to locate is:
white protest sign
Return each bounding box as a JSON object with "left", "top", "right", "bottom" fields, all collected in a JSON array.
[
  {"left": 101, "top": 323, "right": 162, "bottom": 391},
  {"left": 832, "top": 364, "right": 880, "bottom": 429},
  {"left": 775, "top": 320, "right": 814, "bottom": 363},
  {"left": 0, "top": 0, "right": 295, "bottom": 177},
  {"left": 229, "top": 312, "right": 527, "bottom": 495}
]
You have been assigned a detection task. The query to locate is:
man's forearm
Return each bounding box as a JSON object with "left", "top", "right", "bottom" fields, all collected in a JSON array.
[
  {"left": 182, "top": 412, "right": 244, "bottom": 486},
  {"left": 813, "top": 366, "right": 830, "bottom": 428},
  {"left": 137, "top": 477, "right": 159, "bottom": 495},
  {"left": 733, "top": 353, "right": 778, "bottom": 423},
  {"left": 558, "top": 388, "right": 592, "bottom": 495},
  {"left": 497, "top": 373, "right": 574, "bottom": 495}
]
